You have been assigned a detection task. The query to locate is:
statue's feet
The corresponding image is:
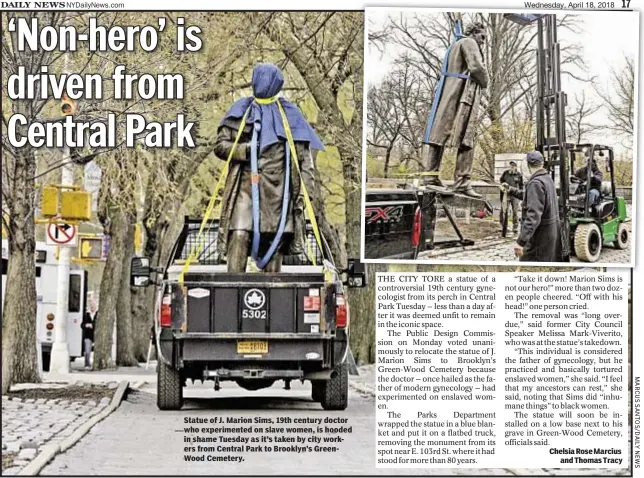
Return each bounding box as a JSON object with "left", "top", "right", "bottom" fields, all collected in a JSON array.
[
  {"left": 423, "top": 176, "right": 445, "bottom": 187},
  {"left": 423, "top": 177, "right": 454, "bottom": 195},
  {"left": 451, "top": 181, "right": 483, "bottom": 199}
]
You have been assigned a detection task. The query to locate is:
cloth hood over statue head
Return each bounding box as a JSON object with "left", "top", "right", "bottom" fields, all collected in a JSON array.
[{"left": 220, "top": 63, "right": 325, "bottom": 153}]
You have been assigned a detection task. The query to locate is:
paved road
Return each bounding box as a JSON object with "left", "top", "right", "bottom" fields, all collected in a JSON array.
[{"left": 41, "top": 380, "right": 514, "bottom": 476}]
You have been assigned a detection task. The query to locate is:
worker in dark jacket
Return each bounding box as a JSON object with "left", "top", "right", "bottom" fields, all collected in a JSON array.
[
  {"left": 499, "top": 161, "right": 523, "bottom": 233},
  {"left": 213, "top": 63, "right": 323, "bottom": 273},
  {"left": 501, "top": 151, "right": 563, "bottom": 262},
  {"left": 573, "top": 157, "right": 603, "bottom": 205}
]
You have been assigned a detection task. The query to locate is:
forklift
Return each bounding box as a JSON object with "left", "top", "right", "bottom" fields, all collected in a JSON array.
[
  {"left": 568, "top": 144, "right": 629, "bottom": 261},
  {"left": 504, "top": 13, "right": 630, "bottom": 262}
]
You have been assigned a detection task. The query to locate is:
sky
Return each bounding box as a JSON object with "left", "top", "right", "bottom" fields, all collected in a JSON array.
[{"left": 366, "top": 9, "right": 639, "bottom": 156}]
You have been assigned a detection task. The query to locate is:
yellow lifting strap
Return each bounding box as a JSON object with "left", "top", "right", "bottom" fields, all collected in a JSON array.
[
  {"left": 179, "top": 96, "right": 326, "bottom": 285},
  {"left": 178, "top": 108, "right": 251, "bottom": 286}
]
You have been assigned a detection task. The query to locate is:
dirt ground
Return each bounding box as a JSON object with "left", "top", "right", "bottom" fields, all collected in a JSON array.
[{"left": 7, "top": 383, "right": 114, "bottom": 402}]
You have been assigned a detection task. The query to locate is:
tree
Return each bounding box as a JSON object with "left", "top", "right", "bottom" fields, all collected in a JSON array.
[
  {"left": 366, "top": 81, "right": 404, "bottom": 177},
  {"left": 1, "top": 12, "right": 66, "bottom": 393},
  {"left": 367, "top": 56, "right": 433, "bottom": 176},
  {"left": 596, "top": 55, "right": 635, "bottom": 147},
  {"left": 566, "top": 91, "right": 601, "bottom": 144}
]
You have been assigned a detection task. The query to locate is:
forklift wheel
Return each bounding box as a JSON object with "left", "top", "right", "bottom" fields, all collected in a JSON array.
[
  {"left": 574, "top": 223, "right": 602, "bottom": 262},
  {"left": 614, "top": 223, "right": 629, "bottom": 250}
]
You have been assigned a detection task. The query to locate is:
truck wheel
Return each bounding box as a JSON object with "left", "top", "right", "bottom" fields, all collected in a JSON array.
[
  {"left": 574, "top": 223, "right": 602, "bottom": 262},
  {"left": 614, "top": 223, "right": 629, "bottom": 250},
  {"left": 320, "top": 362, "right": 348, "bottom": 411},
  {"left": 157, "top": 361, "right": 183, "bottom": 410},
  {"left": 311, "top": 380, "right": 324, "bottom": 402},
  {"left": 41, "top": 350, "right": 51, "bottom": 372}
]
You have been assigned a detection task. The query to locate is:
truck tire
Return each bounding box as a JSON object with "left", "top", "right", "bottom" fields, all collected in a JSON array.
[
  {"left": 614, "top": 223, "right": 629, "bottom": 250},
  {"left": 574, "top": 223, "right": 602, "bottom": 263},
  {"left": 157, "top": 361, "right": 183, "bottom": 410},
  {"left": 320, "top": 362, "right": 348, "bottom": 411},
  {"left": 311, "top": 380, "right": 324, "bottom": 402}
]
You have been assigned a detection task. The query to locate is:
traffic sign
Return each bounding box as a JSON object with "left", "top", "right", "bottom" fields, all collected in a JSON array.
[
  {"left": 46, "top": 223, "right": 78, "bottom": 247},
  {"left": 84, "top": 163, "right": 102, "bottom": 210},
  {"left": 79, "top": 236, "right": 103, "bottom": 260}
]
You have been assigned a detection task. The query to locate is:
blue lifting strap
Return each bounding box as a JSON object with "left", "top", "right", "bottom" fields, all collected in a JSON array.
[
  {"left": 423, "top": 19, "right": 470, "bottom": 144},
  {"left": 250, "top": 122, "right": 291, "bottom": 270}
]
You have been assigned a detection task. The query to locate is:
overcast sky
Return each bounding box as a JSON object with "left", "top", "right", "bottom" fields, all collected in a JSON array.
[{"left": 366, "top": 9, "right": 639, "bottom": 156}]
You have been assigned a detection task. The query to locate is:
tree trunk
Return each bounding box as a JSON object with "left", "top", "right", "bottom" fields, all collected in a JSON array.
[
  {"left": 1, "top": 145, "right": 40, "bottom": 393},
  {"left": 116, "top": 217, "right": 138, "bottom": 366},
  {"left": 93, "top": 207, "right": 128, "bottom": 370},
  {"left": 336, "top": 141, "right": 377, "bottom": 365},
  {"left": 383, "top": 146, "right": 393, "bottom": 178}
]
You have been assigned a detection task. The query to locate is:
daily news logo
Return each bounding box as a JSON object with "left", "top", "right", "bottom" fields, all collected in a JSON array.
[{"left": 0, "top": 2, "right": 67, "bottom": 7}]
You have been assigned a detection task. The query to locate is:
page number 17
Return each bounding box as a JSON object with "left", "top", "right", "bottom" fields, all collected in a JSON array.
[{"left": 622, "top": 0, "right": 630, "bottom": 7}]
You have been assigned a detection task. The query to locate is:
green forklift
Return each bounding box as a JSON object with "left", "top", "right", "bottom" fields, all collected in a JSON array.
[
  {"left": 505, "top": 13, "right": 631, "bottom": 263},
  {"left": 568, "top": 144, "right": 629, "bottom": 262}
]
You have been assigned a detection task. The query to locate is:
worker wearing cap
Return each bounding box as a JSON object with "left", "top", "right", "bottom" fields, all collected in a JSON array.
[
  {"left": 500, "top": 151, "right": 563, "bottom": 262},
  {"left": 499, "top": 161, "right": 523, "bottom": 234}
]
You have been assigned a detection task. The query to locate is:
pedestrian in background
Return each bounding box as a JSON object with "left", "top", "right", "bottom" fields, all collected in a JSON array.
[
  {"left": 82, "top": 303, "right": 97, "bottom": 369},
  {"left": 499, "top": 160, "right": 523, "bottom": 234}
]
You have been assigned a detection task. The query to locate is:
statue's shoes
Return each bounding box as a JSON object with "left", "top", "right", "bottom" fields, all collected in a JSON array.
[{"left": 451, "top": 186, "right": 483, "bottom": 199}]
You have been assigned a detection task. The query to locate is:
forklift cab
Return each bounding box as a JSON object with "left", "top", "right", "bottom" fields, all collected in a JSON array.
[
  {"left": 567, "top": 143, "right": 629, "bottom": 262},
  {"left": 568, "top": 144, "right": 617, "bottom": 220}
]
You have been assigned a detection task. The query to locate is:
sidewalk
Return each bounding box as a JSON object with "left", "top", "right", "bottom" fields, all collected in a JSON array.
[
  {"left": 43, "top": 360, "right": 157, "bottom": 386},
  {"left": 1, "top": 362, "right": 154, "bottom": 475}
]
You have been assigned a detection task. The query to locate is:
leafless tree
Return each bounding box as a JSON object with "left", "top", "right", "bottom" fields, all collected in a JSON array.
[
  {"left": 596, "top": 55, "right": 635, "bottom": 147},
  {"left": 566, "top": 91, "right": 601, "bottom": 144},
  {"left": 366, "top": 81, "right": 404, "bottom": 177}
]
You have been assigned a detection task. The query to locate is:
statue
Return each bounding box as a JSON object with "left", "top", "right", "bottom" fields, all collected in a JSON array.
[
  {"left": 423, "top": 22, "right": 489, "bottom": 199},
  {"left": 213, "top": 63, "right": 324, "bottom": 273}
]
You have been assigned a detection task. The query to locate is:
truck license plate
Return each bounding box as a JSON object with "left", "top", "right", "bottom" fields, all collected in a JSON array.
[{"left": 237, "top": 341, "right": 268, "bottom": 354}]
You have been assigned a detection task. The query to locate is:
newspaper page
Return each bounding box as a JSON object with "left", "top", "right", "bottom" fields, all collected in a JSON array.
[{"left": 0, "top": 0, "right": 640, "bottom": 477}]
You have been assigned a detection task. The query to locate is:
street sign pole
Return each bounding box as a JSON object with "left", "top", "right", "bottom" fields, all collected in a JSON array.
[{"left": 50, "top": 148, "right": 73, "bottom": 375}]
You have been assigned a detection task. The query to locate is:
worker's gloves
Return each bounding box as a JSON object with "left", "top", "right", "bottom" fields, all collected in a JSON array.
[
  {"left": 499, "top": 183, "right": 510, "bottom": 191},
  {"left": 514, "top": 244, "right": 524, "bottom": 257}
]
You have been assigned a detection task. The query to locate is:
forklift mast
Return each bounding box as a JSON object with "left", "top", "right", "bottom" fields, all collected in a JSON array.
[{"left": 504, "top": 13, "right": 571, "bottom": 260}]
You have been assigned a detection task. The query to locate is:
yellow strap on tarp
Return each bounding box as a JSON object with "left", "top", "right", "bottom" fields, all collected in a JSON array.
[
  {"left": 275, "top": 99, "right": 325, "bottom": 268},
  {"left": 179, "top": 95, "right": 326, "bottom": 284},
  {"left": 178, "top": 107, "right": 251, "bottom": 286}
]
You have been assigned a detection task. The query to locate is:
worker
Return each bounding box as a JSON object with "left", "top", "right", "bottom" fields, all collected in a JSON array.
[
  {"left": 422, "top": 22, "right": 489, "bottom": 198},
  {"left": 213, "top": 63, "right": 323, "bottom": 273},
  {"left": 573, "top": 156, "right": 603, "bottom": 206},
  {"left": 499, "top": 160, "right": 523, "bottom": 233},
  {"left": 501, "top": 151, "right": 563, "bottom": 262}
]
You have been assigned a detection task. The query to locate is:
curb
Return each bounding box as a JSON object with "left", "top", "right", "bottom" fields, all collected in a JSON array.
[{"left": 18, "top": 380, "right": 130, "bottom": 476}]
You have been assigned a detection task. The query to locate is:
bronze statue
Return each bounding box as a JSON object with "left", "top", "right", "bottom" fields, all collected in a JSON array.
[
  {"left": 423, "top": 22, "right": 489, "bottom": 199},
  {"left": 214, "top": 64, "right": 323, "bottom": 273}
]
